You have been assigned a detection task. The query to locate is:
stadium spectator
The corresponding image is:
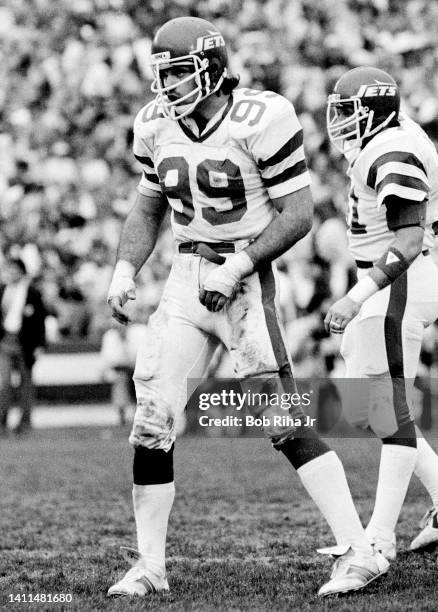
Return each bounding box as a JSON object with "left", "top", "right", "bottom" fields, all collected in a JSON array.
[{"left": 0, "top": 257, "right": 47, "bottom": 434}]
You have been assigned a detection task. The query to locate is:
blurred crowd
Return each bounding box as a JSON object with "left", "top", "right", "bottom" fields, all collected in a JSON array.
[{"left": 1, "top": 0, "right": 438, "bottom": 373}]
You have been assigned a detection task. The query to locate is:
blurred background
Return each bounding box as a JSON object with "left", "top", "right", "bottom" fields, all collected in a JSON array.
[{"left": 1, "top": 0, "right": 438, "bottom": 429}]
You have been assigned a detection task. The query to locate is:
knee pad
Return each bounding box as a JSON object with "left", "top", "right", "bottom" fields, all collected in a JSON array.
[
  {"left": 368, "top": 377, "right": 408, "bottom": 438},
  {"left": 336, "top": 377, "right": 370, "bottom": 430},
  {"left": 381, "top": 420, "right": 417, "bottom": 448},
  {"left": 243, "top": 376, "right": 302, "bottom": 446},
  {"left": 279, "top": 428, "right": 331, "bottom": 470},
  {"left": 342, "top": 393, "right": 370, "bottom": 430},
  {"left": 129, "top": 392, "right": 175, "bottom": 451},
  {"left": 133, "top": 444, "right": 174, "bottom": 485}
]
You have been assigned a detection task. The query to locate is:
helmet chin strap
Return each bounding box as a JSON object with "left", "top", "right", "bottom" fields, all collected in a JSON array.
[
  {"left": 362, "top": 110, "right": 397, "bottom": 140},
  {"left": 339, "top": 108, "right": 397, "bottom": 160},
  {"left": 212, "top": 71, "right": 226, "bottom": 95},
  {"left": 200, "top": 68, "right": 226, "bottom": 99},
  {"left": 204, "top": 71, "right": 211, "bottom": 95}
]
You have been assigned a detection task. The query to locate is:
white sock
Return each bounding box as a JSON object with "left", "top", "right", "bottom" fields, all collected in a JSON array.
[
  {"left": 297, "top": 451, "right": 372, "bottom": 554},
  {"left": 414, "top": 427, "right": 438, "bottom": 508},
  {"left": 133, "top": 482, "right": 175, "bottom": 577},
  {"left": 367, "top": 444, "right": 417, "bottom": 540}
]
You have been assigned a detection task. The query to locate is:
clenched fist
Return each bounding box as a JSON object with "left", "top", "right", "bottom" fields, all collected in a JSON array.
[
  {"left": 200, "top": 251, "right": 254, "bottom": 312},
  {"left": 107, "top": 260, "right": 136, "bottom": 325}
]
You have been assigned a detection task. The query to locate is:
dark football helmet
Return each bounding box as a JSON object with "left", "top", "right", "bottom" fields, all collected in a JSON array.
[
  {"left": 150, "top": 17, "right": 230, "bottom": 119},
  {"left": 327, "top": 67, "right": 400, "bottom": 155}
]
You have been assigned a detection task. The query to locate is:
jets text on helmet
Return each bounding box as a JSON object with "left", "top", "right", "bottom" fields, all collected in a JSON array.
[
  {"left": 192, "top": 33, "right": 226, "bottom": 53},
  {"left": 356, "top": 83, "right": 397, "bottom": 97}
]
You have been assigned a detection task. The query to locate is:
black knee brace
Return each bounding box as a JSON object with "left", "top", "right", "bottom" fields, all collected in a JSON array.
[
  {"left": 382, "top": 421, "right": 417, "bottom": 448},
  {"left": 279, "top": 427, "right": 331, "bottom": 470},
  {"left": 133, "top": 444, "right": 174, "bottom": 485}
]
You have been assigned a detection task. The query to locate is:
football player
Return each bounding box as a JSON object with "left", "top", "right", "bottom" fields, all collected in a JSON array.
[
  {"left": 107, "top": 18, "right": 388, "bottom": 599},
  {"left": 325, "top": 66, "right": 438, "bottom": 559}
]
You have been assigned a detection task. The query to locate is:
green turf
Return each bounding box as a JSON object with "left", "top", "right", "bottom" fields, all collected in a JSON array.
[{"left": 1, "top": 427, "right": 438, "bottom": 611}]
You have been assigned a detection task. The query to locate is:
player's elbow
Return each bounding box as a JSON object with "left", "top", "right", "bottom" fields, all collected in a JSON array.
[
  {"left": 292, "top": 208, "right": 313, "bottom": 242},
  {"left": 404, "top": 241, "right": 423, "bottom": 263},
  {"left": 394, "top": 226, "right": 424, "bottom": 262},
  {"left": 301, "top": 210, "right": 313, "bottom": 238},
  {"left": 273, "top": 187, "right": 314, "bottom": 244},
  {"left": 294, "top": 188, "right": 314, "bottom": 239}
]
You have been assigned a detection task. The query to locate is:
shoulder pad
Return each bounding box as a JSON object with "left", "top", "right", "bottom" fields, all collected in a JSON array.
[
  {"left": 133, "top": 100, "right": 166, "bottom": 136},
  {"left": 229, "top": 89, "right": 296, "bottom": 136},
  {"left": 358, "top": 127, "right": 419, "bottom": 172},
  {"left": 358, "top": 127, "right": 429, "bottom": 191}
]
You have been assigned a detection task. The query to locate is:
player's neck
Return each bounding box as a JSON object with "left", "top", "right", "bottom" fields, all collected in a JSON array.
[{"left": 188, "top": 91, "right": 230, "bottom": 124}]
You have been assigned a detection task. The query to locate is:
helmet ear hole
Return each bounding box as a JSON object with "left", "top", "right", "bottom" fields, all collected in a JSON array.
[
  {"left": 205, "top": 58, "right": 222, "bottom": 95},
  {"left": 208, "top": 58, "right": 220, "bottom": 78}
]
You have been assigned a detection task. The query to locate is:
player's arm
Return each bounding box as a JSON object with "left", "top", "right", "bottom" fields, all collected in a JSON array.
[
  {"left": 346, "top": 199, "right": 426, "bottom": 301},
  {"left": 107, "top": 189, "right": 167, "bottom": 325},
  {"left": 325, "top": 198, "right": 426, "bottom": 333},
  {"left": 325, "top": 145, "right": 429, "bottom": 333},
  {"left": 200, "top": 187, "right": 313, "bottom": 312},
  {"left": 245, "top": 186, "right": 313, "bottom": 265}
]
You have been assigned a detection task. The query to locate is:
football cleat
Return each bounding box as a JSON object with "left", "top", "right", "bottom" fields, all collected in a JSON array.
[
  {"left": 365, "top": 529, "right": 397, "bottom": 561},
  {"left": 410, "top": 508, "right": 438, "bottom": 552},
  {"left": 317, "top": 546, "right": 389, "bottom": 597},
  {"left": 107, "top": 547, "right": 169, "bottom": 598}
]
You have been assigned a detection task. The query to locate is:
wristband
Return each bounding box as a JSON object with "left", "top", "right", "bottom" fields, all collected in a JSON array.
[
  {"left": 347, "top": 276, "right": 380, "bottom": 305},
  {"left": 113, "top": 260, "right": 136, "bottom": 279},
  {"left": 369, "top": 246, "right": 409, "bottom": 288},
  {"left": 224, "top": 251, "right": 254, "bottom": 280},
  {"left": 348, "top": 245, "right": 411, "bottom": 305}
]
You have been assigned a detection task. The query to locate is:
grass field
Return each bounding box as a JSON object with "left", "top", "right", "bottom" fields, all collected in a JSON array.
[{"left": 1, "top": 426, "right": 438, "bottom": 611}]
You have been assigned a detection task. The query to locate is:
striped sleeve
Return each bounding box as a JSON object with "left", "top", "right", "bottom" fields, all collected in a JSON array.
[
  {"left": 366, "top": 150, "right": 429, "bottom": 208},
  {"left": 250, "top": 99, "right": 310, "bottom": 198},
  {"left": 133, "top": 108, "right": 161, "bottom": 194}
]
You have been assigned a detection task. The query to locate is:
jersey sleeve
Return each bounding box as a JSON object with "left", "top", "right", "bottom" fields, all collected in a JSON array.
[
  {"left": 366, "top": 149, "right": 430, "bottom": 209},
  {"left": 133, "top": 105, "right": 161, "bottom": 195},
  {"left": 249, "top": 97, "right": 311, "bottom": 199}
]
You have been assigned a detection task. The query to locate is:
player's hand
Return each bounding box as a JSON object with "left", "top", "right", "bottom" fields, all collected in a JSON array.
[
  {"left": 199, "top": 288, "right": 229, "bottom": 312},
  {"left": 324, "top": 295, "right": 360, "bottom": 334},
  {"left": 202, "top": 264, "right": 238, "bottom": 298},
  {"left": 107, "top": 276, "right": 136, "bottom": 325},
  {"left": 200, "top": 251, "right": 254, "bottom": 312}
]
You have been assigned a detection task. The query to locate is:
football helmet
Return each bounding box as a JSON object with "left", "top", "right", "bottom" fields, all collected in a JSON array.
[
  {"left": 150, "top": 17, "right": 230, "bottom": 120},
  {"left": 327, "top": 67, "right": 400, "bottom": 156}
]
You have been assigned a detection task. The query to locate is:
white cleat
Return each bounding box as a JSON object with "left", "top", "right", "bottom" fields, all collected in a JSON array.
[
  {"left": 410, "top": 508, "right": 438, "bottom": 552},
  {"left": 366, "top": 530, "right": 397, "bottom": 561},
  {"left": 317, "top": 545, "right": 389, "bottom": 597},
  {"left": 107, "top": 547, "right": 169, "bottom": 598}
]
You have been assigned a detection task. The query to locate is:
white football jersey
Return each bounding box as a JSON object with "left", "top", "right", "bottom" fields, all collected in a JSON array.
[
  {"left": 346, "top": 116, "right": 438, "bottom": 262},
  {"left": 133, "top": 88, "right": 310, "bottom": 243}
]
